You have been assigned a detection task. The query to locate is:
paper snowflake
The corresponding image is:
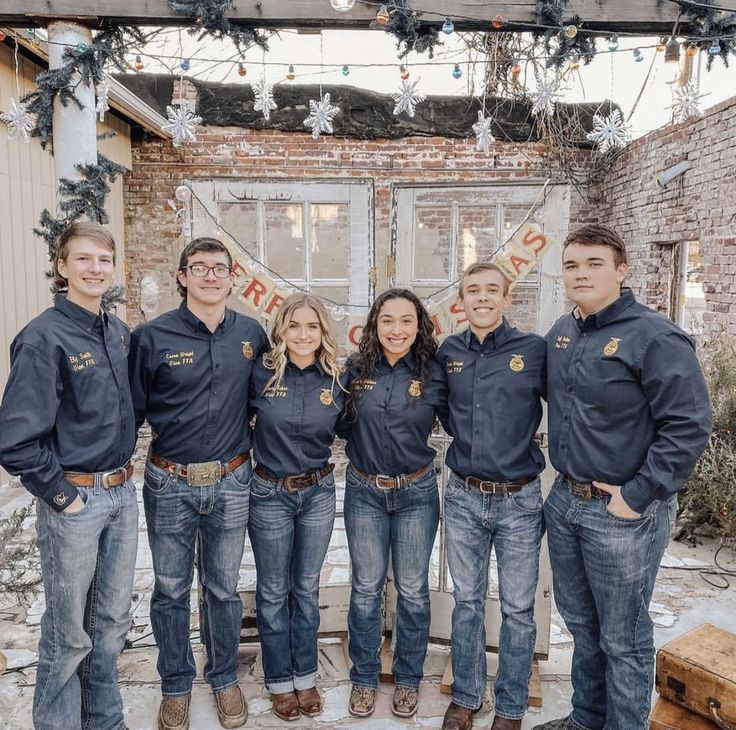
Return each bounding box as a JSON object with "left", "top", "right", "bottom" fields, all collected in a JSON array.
[
  {"left": 252, "top": 77, "right": 277, "bottom": 121},
  {"left": 95, "top": 80, "right": 110, "bottom": 121},
  {"left": 530, "top": 74, "right": 561, "bottom": 117},
  {"left": 1, "top": 97, "right": 33, "bottom": 142},
  {"left": 393, "top": 79, "right": 426, "bottom": 118},
  {"left": 303, "top": 93, "right": 340, "bottom": 138},
  {"left": 672, "top": 81, "right": 707, "bottom": 124},
  {"left": 586, "top": 109, "right": 631, "bottom": 154},
  {"left": 161, "top": 103, "right": 202, "bottom": 147},
  {"left": 472, "top": 111, "right": 496, "bottom": 154}
]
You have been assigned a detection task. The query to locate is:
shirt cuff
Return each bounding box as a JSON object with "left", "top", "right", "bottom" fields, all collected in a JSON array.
[
  {"left": 43, "top": 480, "right": 80, "bottom": 514},
  {"left": 620, "top": 477, "right": 654, "bottom": 514}
]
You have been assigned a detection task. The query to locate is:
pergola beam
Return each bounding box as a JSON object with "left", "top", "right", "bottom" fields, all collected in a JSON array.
[{"left": 3, "top": 1, "right": 682, "bottom": 34}]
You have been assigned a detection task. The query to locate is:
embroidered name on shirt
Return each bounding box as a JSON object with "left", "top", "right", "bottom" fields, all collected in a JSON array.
[
  {"left": 69, "top": 351, "right": 97, "bottom": 372},
  {"left": 554, "top": 336, "right": 571, "bottom": 350},
  {"left": 165, "top": 351, "right": 195, "bottom": 367},
  {"left": 603, "top": 337, "right": 621, "bottom": 356},
  {"left": 353, "top": 378, "right": 376, "bottom": 392},
  {"left": 265, "top": 385, "right": 288, "bottom": 398},
  {"left": 446, "top": 360, "right": 464, "bottom": 374}
]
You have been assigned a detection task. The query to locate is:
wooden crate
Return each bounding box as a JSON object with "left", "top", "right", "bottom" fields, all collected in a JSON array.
[
  {"left": 656, "top": 624, "right": 736, "bottom": 729},
  {"left": 649, "top": 696, "right": 718, "bottom": 730}
]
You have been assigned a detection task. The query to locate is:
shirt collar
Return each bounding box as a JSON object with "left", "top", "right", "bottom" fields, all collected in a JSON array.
[
  {"left": 575, "top": 288, "right": 636, "bottom": 330},
  {"left": 380, "top": 349, "right": 418, "bottom": 374},
  {"left": 464, "top": 317, "right": 513, "bottom": 351},
  {"left": 177, "top": 302, "right": 231, "bottom": 334},
  {"left": 286, "top": 357, "right": 326, "bottom": 376},
  {"left": 54, "top": 294, "right": 102, "bottom": 331}
]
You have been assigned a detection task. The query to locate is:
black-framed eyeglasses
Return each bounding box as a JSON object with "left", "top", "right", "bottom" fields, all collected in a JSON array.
[{"left": 183, "top": 264, "right": 232, "bottom": 278}]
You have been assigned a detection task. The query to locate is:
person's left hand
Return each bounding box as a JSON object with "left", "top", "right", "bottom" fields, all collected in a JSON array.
[{"left": 593, "top": 481, "right": 642, "bottom": 520}]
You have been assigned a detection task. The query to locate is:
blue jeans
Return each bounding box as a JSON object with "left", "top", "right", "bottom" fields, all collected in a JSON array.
[
  {"left": 34, "top": 479, "right": 138, "bottom": 730},
  {"left": 247, "top": 469, "right": 336, "bottom": 693},
  {"left": 344, "top": 463, "right": 440, "bottom": 689},
  {"left": 544, "top": 475, "right": 676, "bottom": 730},
  {"left": 444, "top": 472, "right": 543, "bottom": 717},
  {"left": 143, "top": 459, "right": 251, "bottom": 696}
]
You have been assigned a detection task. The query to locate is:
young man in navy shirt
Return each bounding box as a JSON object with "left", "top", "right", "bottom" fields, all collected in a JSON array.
[
  {"left": 437, "top": 262, "right": 546, "bottom": 730},
  {"left": 536, "top": 224, "right": 711, "bottom": 730},
  {"left": 129, "top": 237, "right": 267, "bottom": 730},
  {"left": 0, "top": 222, "right": 138, "bottom": 730}
]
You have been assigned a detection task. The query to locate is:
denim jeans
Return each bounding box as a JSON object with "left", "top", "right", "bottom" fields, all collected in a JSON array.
[
  {"left": 544, "top": 475, "right": 676, "bottom": 730},
  {"left": 34, "top": 479, "right": 138, "bottom": 730},
  {"left": 444, "top": 471, "right": 543, "bottom": 717},
  {"left": 247, "top": 469, "right": 336, "bottom": 693},
  {"left": 143, "top": 458, "right": 251, "bottom": 696},
  {"left": 344, "top": 463, "right": 440, "bottom": 689}
]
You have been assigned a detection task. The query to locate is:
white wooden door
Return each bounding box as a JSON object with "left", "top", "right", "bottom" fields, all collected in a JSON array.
[
  {"left": 390, "top": 182, "right": 570, "bottom": 659},
  {"left": 190, "top": 178, "right": 374, "bottom": 638}
]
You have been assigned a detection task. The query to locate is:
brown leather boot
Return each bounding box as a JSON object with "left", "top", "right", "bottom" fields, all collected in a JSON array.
[
  {"left": 295, "top": 687, "right": 323, "bottom": 717},
  {"left": 491, "top": 717, "right": 522, "bottom": 730},
  {"left": 270, "top": 691, "right": 300, "bottom": 721},
  {"left": 442, "top": 701, "right": 477, "bottom": 730}
]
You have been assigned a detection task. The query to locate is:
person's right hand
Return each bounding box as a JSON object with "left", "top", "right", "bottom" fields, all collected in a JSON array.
[{"left": 62, "top": 494, "right": 86, "bottom": 514}]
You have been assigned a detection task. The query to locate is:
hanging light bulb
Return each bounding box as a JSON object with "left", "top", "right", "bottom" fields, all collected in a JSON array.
[
  {"left": 664, "top": 36, "right": 681, "bottom": 63},
  {"left": 0, "top": 31, "right": 5, "bottom": 42},
  {"left": 563, "top": 24, "right": 578, "bottom": 39},
  {"left": 633, "top": 48, "right": 644, "bottom": 62},
  {"left": 329, "top": 0, "right": 355, "bottom": 11},
  {"left": 342, "top": 64, "right": 350, "bottom": 76},
  {"left": 134, "top": 55, "right": 144, "bottom": 72},
  {"left": 237, "top": 62, "right": 247, "bottom": 77},
  {"left": 607, "top": 34, "right": 619, "bottom": 51},
  {"left": 656, "top": 37, "right": 667, "bottom": 52},
  {"left": 510, "top": 60, "right": 522, "bottom": 77},
  {"left": 452, "top": 63, "right": 462, "bottom": 79},
  {"left": 399, "top": 64, "right": 410, "bottom": 80},
  {"left": 708, "top": 41, "right": 721, "bottom": 56},
  {"left": 286, "top": 64, "right": 296, "bottom": 81},
  {"left": 686, "top": 44, "right": 698, "bottom": 57},
  {"left": 491, "top": 15, "right": 505, "bottom": 29},
  {"left": 25, "top": 28, "right": 35, "bottom": 40},
  {"left": 75, "top": 42, "right": 88, "bottom": 54},
  {"left": 179, "top": 58, "right": 190, "bottom": 72},
  {"left": 442, "top": 17, "right": 454, "bottom": 34},
  {"left": 330, "top": 305, "right": 347, "bottom": 322},
  {"left": 376, "top": 4, "right": 390, "bottom": 25}
]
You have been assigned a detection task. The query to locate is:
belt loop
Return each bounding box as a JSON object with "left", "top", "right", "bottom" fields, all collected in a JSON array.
[
  {"left": 502, "top": 483, "right": 508, "bottom": 498},
  {"left": 93, "top": 473, "right": 101, "bottom": 495}
]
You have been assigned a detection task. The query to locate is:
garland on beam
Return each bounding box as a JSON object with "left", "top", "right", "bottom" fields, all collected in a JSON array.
[
  {"left": 669, "top": 0, "right": 736, "bottom": 69},
  {"left": 371, "top": 1, "right": 442, "bottom": 59},
  {"left": 533, "top": 2, "right": 596, "bottom": 68}
]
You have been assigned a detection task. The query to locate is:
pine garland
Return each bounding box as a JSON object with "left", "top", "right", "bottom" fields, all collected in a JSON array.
[
  {"left": 533, "top": 2, "right": 596, "bottom": 68},
  {"left": 168, "top": 0, "right": 269, "bottom": 52},
  {"left": 372, "top": 1, "right": 442, "bottom": 59},
  {"left": 669, "top": 0, "right": 736, "bottom": 69}
]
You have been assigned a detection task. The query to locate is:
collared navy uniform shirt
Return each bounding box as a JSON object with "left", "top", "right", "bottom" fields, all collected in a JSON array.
[
  {"left": 0, "top": 295, "right": 135, "bottom": 512},
  {"left": 129, "top": 302, "right": 267, "bottom": 464},
  {"left": 337, "top": 351, "right": 448, "bottom": 476},
  {"left": 437, "top": 318, "right": 546, "bottom": 482},
  {"left": 546, "top": 289, "right": 712, "bottom": 512},
  {"left": 250, "top": 358, "right": 346, "bottom": 477}
]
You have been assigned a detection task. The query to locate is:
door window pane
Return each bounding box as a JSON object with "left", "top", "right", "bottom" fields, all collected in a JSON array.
[
  {"left": 264, "top": 203, "right": 305, "bottom": 280},
  {"left": 458, "top": 205, "right": 498, "bottom": 270},
  {"left": 217, "top": 202, "right": 258, "bottom": 259},
  {"left": 414, "top": 206, "right": 451, "bottom": 280},
  {"left": 311, "top": 204, "right": 349, "bottom": 279}
]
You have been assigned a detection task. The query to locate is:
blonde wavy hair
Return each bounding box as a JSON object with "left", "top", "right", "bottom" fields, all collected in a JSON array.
[{"left": 263, "top": 293, "right": 345, "bottom": 400}]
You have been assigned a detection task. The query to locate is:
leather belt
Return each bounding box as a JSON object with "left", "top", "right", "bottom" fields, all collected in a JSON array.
[
  {"left": 461, "top": 473, "right": 536, "bottom": 495},
  {"left": 563, "top": 474, "right": 608, "bottom": 500},
  {"left": 255, "top": 463, "right": 334, "bottom": 492},
  {"left": 149, "top": 451, "right": 249, "bottom": 485},
  {"left": 64, "top": 461, "right": 133, "bottom": 489},
  {"left": 351, "top": 463, "right": 433, "bottom": 490}
]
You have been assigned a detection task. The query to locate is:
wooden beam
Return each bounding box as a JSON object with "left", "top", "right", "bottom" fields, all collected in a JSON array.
[{"left": 4, "top": 1, "right": 681, "bottom": 34}]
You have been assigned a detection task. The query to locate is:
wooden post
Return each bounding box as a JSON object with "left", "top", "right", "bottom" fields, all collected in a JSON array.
[{"left": 46, "top": 21, "right": 96, "bottom": 187}]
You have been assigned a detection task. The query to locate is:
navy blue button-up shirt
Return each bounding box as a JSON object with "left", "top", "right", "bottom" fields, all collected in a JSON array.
[
  {"left": 338, "top": 352, "right": 448, "bottom": 476},
  {"left": 546, "top": 289, "right": 712, "bottom": 512},
  {"left": 250, "top": 358, "right": 346, "bottom": 476},
  {"left": 437, "top": 319, "right": 546, "bottom": 482},
  {"left": 0, "top": 295, "right": 135, "bottom": 512},
  {"left": 129, "top": 303, "right": 268, "bottom": 463}
]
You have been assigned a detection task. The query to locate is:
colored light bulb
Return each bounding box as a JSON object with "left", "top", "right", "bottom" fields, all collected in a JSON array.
[
  {"left": 237, "top": 62, "right": 246, "bottom": 77},
  {"left": 442, "top": 17, "right": 454, "bottom": 34},
  {"left": 180, "top": 58, "right": 190, "bottom": 72},
  {"left": 564, "top": 25, "right": 578, "bottom": 39},
  {"left": 492, "top": 15, "right": 505, "bottom": 29},
  {"left": 329, "top": 0, "right": 355, "bottom": 11},
  {"left": 342, "top": 64, "right": 350, "bottom": 76},
  {"left": 633, "top": 48, "right": 644, "bottom": 62},
  {"left": 134, "top": 55, "right": 144, "bottom": 72},
  {"left": 286, "top": 64, "right": 295, "bottom": 80},
  {"left": 608, "top": 34, "right": 619, "bottom": 51},
  {"left": 376, "top": 5, "right": 390, "bottom": 25},
  {"left": 452, "top": 63, "right": 462, "bottom": 79}
]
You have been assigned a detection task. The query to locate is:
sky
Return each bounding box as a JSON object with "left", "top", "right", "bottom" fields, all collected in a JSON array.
[{"left": 141, "top": 25, "right": 736, "bottom": 139}]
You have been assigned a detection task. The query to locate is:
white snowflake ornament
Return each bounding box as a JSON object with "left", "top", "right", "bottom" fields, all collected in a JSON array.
[
  {"left": 672, "top": 81, "right": 707, "bottom": 124},
  {"left": 1, "top": 97, "right": 34, "bottom": 142},
  {"left": 393, "top": 79, "right": 426, "bottom": 118},
  {"left": 472, "top": 111, "right": 496, "bottom": 154},
  {"left": 530, "top": 73, "right": 561, "bottom": 117},
  {"left": 303, "top": 93, "right": 340, "bottom": 138},
  {"left": 162, "top": 103, "right": 202, "bottom": 147},
  {"left": 95, "top": 80, "right": 110, "bottom": 121},
  {"left": 252, "top": 77, "right": 277, "bottom": 121},
  {"left": 586, "top": 109, "right": 631, "bottom": 154}
]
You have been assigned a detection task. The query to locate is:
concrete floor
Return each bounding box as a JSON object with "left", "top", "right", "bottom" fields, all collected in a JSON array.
[{"left": 1, "top": 478, "right": 735, "bottom": 730}]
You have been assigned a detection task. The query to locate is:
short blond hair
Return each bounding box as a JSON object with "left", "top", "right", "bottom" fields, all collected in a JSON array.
[
  {"left": 458, "top": 261, "right": 511, "bottom": 297},
  {"left": 53, "top": 222, "right": 116, "bottom": 291}
]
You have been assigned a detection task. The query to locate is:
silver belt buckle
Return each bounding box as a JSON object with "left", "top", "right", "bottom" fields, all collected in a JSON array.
[
  {"left": 99, "top": 467, "right": 120, "bottom": 489},
  {"left": 375, "top": 474, "right": 401, "bottom": 490},
  {"left": 187, "top": 460, "right": 222, "bottom": 487}
]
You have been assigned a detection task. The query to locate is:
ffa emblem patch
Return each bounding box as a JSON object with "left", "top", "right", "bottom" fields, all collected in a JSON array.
[
  {"left": 603, "top": 337, "right": 621, "bottom": 356},
  {"left": 320, "top": 388, "right": 333, "bottom": 406},
  {"left": 408, "top": 380, "right": 422, "bottom": 397},
  {"left": 53, "top": 493, "right": 67, "bottom": 506},
  {"left": 509, "top": 354, "right": 525, "bottom": 372},
  {"left": 241, "top": 341, "right": 254, "bottom": 359}
]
